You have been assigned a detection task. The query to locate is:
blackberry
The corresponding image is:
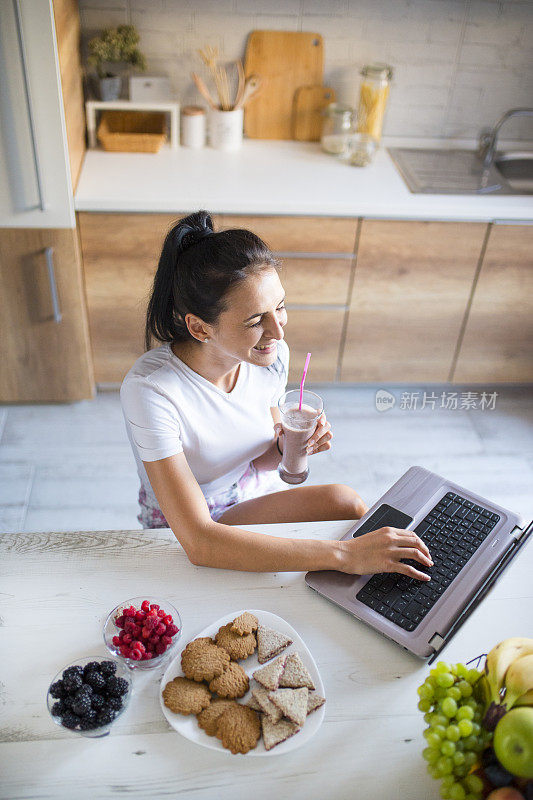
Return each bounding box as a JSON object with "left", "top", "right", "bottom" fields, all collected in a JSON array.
[
  {"left": 106, "top": 676, "right": 128, "bottom": 697},
  {"left": 91, "top": 693, "right": 105, "bottom": 711},
  {"left": 71, "top": 694, "right": 93, "bottom": 718},
  {"left": 61, "top": 712, "right": 81, "bottom": 730},
  {"left": 51, "top": 700, "right": 66, "bottom": 716},
  {"left": 75, "top": 684, "right": 93, "bottom": 698},
  {"left": 83, "top": 661, "right": 101, "bottom": 678},
  {"left": 63, "top": 665, "right": 83, "bottom": 680},
  {"left": 106, "top": 696, "right": 123, "bottom": 712},
  {"left": 96, "top": 708, "right": 117, "bottom": 726},
  {"left": 79, "top": 709, "right": 98, "bottom": 730},
  {"left": 62, "top": 695, "right": 74, "bottom": 710},
  {"left": 49, "top": 680, "right": 66, "bottom": 699},
  {"left": 99, "top": 660, "right": 117, "bottom": 678},
  {"left": 62, "top": 673, "right": 83, "bottom": 693},
  {"left": 85, "top": 670, "right": 106, "bottom": 691}
]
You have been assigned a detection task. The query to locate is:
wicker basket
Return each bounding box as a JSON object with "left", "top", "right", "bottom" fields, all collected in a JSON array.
[{"left": 97, "top": 110, "right": 167, "bottom": 153}]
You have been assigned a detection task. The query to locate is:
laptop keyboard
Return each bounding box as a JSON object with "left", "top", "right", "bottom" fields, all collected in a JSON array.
[{"left": 355, "top": 492, "right": 500, "bottom": 632}]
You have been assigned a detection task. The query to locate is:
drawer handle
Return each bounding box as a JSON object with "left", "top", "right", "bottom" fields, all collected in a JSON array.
[{"left": 44, "top": 247, "right": 62, "bottom": 323}]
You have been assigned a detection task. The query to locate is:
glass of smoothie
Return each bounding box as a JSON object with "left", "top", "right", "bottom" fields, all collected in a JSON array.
[{"left": 277, "top": 389, "right": 324, "bottom": 485}]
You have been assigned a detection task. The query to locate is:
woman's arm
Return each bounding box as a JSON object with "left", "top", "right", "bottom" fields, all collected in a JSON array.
[{"left": 143, "top": 453, "right": 432, "bottom": 578}]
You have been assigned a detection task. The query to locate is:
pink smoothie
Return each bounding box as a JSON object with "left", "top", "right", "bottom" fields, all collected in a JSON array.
[{"left": 280, "top": 403, "right": 319, "bottom": 476}]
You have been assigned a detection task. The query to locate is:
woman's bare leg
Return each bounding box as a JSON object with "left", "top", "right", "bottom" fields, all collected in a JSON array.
[{"left": 216, "top": 483, "right": 369, "bottom": 525}]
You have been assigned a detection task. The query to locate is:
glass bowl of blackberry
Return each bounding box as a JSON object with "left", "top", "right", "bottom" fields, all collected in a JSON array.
[
  {"left": 103, "top": 597, "right": 182, "bottom": 671},
  {"left": 47, "top": 656, "right": 132, "bottom": 737}
]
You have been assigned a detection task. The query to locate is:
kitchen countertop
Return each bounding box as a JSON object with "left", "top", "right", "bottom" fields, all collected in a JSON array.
[
  {"left": 74, "top": 138, "right": 533, "bottom": 222},
  {"left": 1, "top": 520, "right": 532, "bottom": 799}
]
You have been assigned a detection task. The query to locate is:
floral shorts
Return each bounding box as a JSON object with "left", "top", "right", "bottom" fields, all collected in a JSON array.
[{"left": 137, "top": 462, "right": 288, "bottom": 528}]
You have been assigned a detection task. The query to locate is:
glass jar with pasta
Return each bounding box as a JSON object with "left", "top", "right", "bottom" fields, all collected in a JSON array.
[{"left": 356, "top": 63, "right": 393, "bottom": 143}]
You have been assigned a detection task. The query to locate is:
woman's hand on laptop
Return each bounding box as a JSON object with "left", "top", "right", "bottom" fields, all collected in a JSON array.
[{"left": 339, "top": 527, "right": 433, "bottom": 580}]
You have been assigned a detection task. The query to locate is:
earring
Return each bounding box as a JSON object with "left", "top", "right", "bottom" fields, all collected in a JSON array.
[{"left": 204, "top": 338, "right": 209, "bottom": 342}]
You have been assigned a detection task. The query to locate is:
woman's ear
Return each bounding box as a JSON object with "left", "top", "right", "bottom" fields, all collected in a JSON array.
[{"left": 184, "top": 313, "right": 211, "bottom": 343}]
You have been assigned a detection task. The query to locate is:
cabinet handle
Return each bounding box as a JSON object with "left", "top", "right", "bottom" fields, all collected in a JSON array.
[
  {"left": 44, "top": 247, "right": 62, "bottom": 323},
  {"left": 13, "top": 0, "right": 46, "bottom": 212}
]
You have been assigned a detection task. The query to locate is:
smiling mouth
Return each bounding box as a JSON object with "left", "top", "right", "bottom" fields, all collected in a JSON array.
[{"left": 253, "top": 342, "right": 276, "bottom": 352}]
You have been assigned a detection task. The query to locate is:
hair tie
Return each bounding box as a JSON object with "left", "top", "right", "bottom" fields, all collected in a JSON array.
[{"left": 180, "top": 228, "right": 212, "bottom": 251}]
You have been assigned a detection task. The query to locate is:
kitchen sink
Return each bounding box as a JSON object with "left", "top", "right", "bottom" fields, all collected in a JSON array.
[{"left": 387, "top": 147, "right": 533, "bottom": 195}]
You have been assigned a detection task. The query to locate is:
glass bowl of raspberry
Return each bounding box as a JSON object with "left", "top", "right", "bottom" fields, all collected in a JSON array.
[
  {"left": 47, "top": 656, "right": 132, "bottom": 737},
  {"left": 103, "top": 597, "right": 182, "bottom": 670}
]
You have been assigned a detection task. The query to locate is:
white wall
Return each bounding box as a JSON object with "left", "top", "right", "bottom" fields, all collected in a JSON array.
[{"left": 78, "top": 0, "right": 533, "bottom": 141}]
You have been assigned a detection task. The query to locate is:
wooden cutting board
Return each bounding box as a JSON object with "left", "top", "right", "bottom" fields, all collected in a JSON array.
[
  {"left": 244, "top": 30, "right": 324, "bottom": 140},
  {"left": 293, "top": 85, "right": 336, "bottom": 141}
]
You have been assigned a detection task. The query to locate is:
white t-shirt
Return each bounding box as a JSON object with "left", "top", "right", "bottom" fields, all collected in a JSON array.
[{"left": 120, "top": 339, "right": 289, "bottom": 502}]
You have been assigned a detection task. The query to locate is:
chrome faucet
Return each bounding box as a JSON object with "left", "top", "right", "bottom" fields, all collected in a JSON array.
[{"left": 478, "top": 108, "right": 533, "bottom": 171}]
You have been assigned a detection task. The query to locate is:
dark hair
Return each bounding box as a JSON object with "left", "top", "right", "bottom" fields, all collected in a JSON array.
[{"left": 145, "top": 210, "right": 280, "bottom": 350}]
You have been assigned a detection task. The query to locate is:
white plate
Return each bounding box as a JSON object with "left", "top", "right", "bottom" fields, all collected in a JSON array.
[{"left": 160, "top": 609, "right": 325, "bottom": 756}]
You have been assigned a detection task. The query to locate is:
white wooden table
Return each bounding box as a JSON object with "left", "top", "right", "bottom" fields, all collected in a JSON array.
[{"left": 1, "top": 521, "right": 531, "bottom": 800}]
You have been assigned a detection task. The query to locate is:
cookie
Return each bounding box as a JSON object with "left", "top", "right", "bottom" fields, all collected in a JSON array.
[
  {"left": 253, "top": 654, "right": 287, "bottom": 691},
  {"left": 181, "top": 641, "right": 230, "bottom": 682},
  {"left": 162, "top": 676, "right": 211, "bottom": 716},
  {"left": 209, "top": 661, "right": 249, "bottom": 699},
  {"left": 215, "top": 703, "right": 261, "bottom": 755},
  {"left": 279, "top": 652, "right": 315, "bottom": 690},
  {"left": 231, "top": 612, "right": 259, "bottom": 636},
  {"left": 269, "top": 687, "right": 309, "bottom": 728},
  {"left": 256, "top": 625, "right": 292, "bottom": 663},
  {"left": 261, "top": 715, "right": 300, "bottom": 751},
  {"left": 215, "top": 623, "right": 256, "bottom": 661},
  {"left": 196, "top": 698, "right": 237, "bottom": 736},
  {"left": 185, "top": 636, "right": 213, "bottom": 651},
  {"left": 245, "top": 695, "right": 263, "bottom": 712},
  {"left": 307, "top": 691, "right": 326, "bottom": 715},
  {"left": 251, "top": 685, "right": 283, "bottom": 723}
]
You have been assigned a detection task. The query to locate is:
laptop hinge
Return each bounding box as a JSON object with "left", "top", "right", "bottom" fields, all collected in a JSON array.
[{"left": 429, "top": 633, "right": 445, "bottom": 652}]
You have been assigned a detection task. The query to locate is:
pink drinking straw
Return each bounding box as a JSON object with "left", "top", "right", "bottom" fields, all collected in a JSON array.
[{"left": 298, "top": 352, "right": 312, "bottom": 411}]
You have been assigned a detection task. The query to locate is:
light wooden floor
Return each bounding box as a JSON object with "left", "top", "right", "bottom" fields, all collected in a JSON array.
[{"left": 1, "top": 384, "right": 532, "bottom": 532}]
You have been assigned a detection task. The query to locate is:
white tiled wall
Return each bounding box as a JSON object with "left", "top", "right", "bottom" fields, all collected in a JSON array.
[{"left": 78, "top": 0, "right": 533, "bottom": 140}]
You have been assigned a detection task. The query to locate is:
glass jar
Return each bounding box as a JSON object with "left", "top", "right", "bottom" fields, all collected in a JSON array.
[
  {"left": 321, "top": 103, "right": 353, "bottom": 155},
  {"left": 356, "top": 63, "right": 393, "bottom": 143}
]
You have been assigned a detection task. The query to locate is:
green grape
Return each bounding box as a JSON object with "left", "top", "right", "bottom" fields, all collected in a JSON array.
[
  {"left": 449, "top": 783, "right": 466, "bottom": 800},
  {"left": 442, "top": 697, "right": 458, "bottom": 718},
  {"left": 464, "top": 794, "right": 481, "bottom": 800},
  {"left": 458, "top": 718, "right": 474, "bottom": 736},
  {"left": 426, "top": 675, "right": 438, "bottom": 689},
  {"left": 439, "top": 786, "right": 451, "bottom": 800},
  {"left": 433, "top": 724, "right": 447, "bottom": 739},
  {"left": 419, "top": 683, "right": 434, "bottom": 700},
  {"left": 418, "top": 699, "right": 432, "bottom": 712},
  {"left": 471, "top": 722, "right": 481, "bottom": 736},
  {"left": 467, "top": 669, "right": 480, "bottom": 684},
  {"left": 453, "top": 751, "right": 465, "bottom": 766},
  {"left": 455, "top": 663, "right": 469, "bottom": 679},
  {"left": 448, "top": 686, "right": 462, "bottom": 702},
  {"left": 423, "top": 746, "right": 440, "bottom": 764},
  {"left": 435, "top": 661, "right": 452, "bottom": 674},
  {"left": 457, "top": 680, "right": 473, "bottom": 697},
  {"left": 455, "top": 739, "right": 465, "bottom": 752},
  {"left": 433, "top": 713, "right": 448, "bottom": 727},
  {"left": 454, "top": 763, "right": 469, "bottom": 778},
  {"left": 463, "top": 751, "right": 477, "bottom": 767},
  {"left": 437, "top": 756, "right": 453, "bottom": 775},
  {"left": 446, "top": 724, "right": 461, "bottom": 742},
  {"left": 464, "top": 775, "right": 483, "bottom": 794},
  {"left": 424, "top": 730, "right": 442, "bottom": 749},
  {"left": 442, "top": 775, "right": 455, "bottom": 788},
  {"left": 465, "top": 697, "right": 477, "bottom": 709},
  {"left": 441, "top": 740, "right": 456, "bottom": 757},
  {"left": 456, "top": 705, "right": 474, "bottom": 721},
  {"left": 437, "top": 672, "right": 455, "bottom": 688},
  {"left": 424, "top": 712, "right": 433, "bottom": 725},
  {"left": 450, "top": 663, "right": 458, "bottom": 674},
  {"left": 429, "top": 764, "right": 441, "bottom": 779},
  {"left": 435, "top": 686, "right": 448, "bottom": 700}
]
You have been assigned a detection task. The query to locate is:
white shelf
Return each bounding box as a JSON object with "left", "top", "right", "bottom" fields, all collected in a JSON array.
[{"left": 85, "top": 100, "right": 180, "bottom": 151}]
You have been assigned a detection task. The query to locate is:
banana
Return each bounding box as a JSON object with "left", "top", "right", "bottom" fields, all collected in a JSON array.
[
  {"left": 514, "top": 687, "right": 533, "bottom": 707},
  {"left": 503, "top": 653, "right": 533, "bottom": 710},
  {"left": 485, "top": 638, "right": 533, "bottom": 705}
]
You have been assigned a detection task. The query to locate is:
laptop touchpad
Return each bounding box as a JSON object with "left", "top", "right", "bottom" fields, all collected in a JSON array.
[{"left": 349, "top": 504, "right": 413, "bottom": 539}]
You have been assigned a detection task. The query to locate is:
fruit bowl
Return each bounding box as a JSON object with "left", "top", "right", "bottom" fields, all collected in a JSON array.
[
  {"left": 47, "top": 656, "right": 132, "bottom": 738},
  {"left": 103, "top": 596, "right": 182, "bottom": 671}
]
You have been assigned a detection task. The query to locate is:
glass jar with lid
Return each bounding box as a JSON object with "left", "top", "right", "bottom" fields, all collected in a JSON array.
[
  {"left": 321, "top": 103, "right": 353, "bottom": 155},
  {"left": 356, "top": 63, "right": 393, "bottom": 143}
]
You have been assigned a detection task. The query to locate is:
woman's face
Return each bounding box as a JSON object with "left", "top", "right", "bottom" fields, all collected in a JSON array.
[{"left": 211, "top": 267, "right": 287, "bottom": 366}]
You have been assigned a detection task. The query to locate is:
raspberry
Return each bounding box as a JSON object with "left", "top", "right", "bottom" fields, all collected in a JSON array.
[
  {"left": 130, "top": 623, "right": 141, "bottom": 638},
  {"left": 134, "top": 610, "right": 146, "bottom": 623},
  {"left": 166, "top": 623, "right": 179, "bottom": 636},
  {"left": 157, "top": 609, "right": 166, "bottom": 618},
  {"left": 112, "top": 636, "right": 121, "bottom": 647},
  {"left": 150, "top": 604, "right": 159, "bottom": 612},
  {"left": 143, "top": 615, "right": 157, "bottom": 631},
  {"left": 129, "top": 649, "right": 141, "bottom": 661},
  {"left": 141, "top": 652, "right": 152, "bottom": 660},
  {"left": 132, "top": 640, "right": 145, "bottom": 655},
  {"left": 161, "top": 635, "right": 172, "bottom": 646},
  {"left": 118, "top": 629, "right": 126, "bottom": 641},
  {"left": 106, "top": 676, "right": 128, "bottom": 697},
  {"left": 120, "top": 646, "right": 131, "bottom": 658},
  {"left": 141, "top": 600, "right": 150, "bottom": 612},
  {"left": 141, "top": 626, "right": 151, "bottom": 639},
  {"left": 115, "top": 615, "right": 125, "bottom": 629},
  {"left": 155, "top": 623, "right": 166, "bottom": 636},
  {"left": 148, "top": 635, "right": 160, "bottom": 646},
  {"left": 122, "top": 633, "right": 133, "bottom": 645},
  {"left": 163, "top": 615, "right": 173, "bottom": 626},
  {"left": 49, "top": 681, "right": 66, "bottom": 699},
  {"left": 124, "top": 619, "right": 136, "bottom": 634},
  {"left": 155, "top": 642, "right": 167, "bottom": 656}
]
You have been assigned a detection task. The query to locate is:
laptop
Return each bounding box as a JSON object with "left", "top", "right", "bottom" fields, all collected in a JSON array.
[{"left": 305, "top": 466, "right": 532, "bottom": 662}]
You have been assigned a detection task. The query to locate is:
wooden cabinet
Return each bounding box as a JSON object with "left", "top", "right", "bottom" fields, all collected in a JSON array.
[
  {"left": 0, "top": 227, "right": 94, "bottom": 402},
  {"left": 217, "top": 214, "right": 358, "bottom": 253},
  {"left": 340, "top": 220, "right": 487, "bottom": 382},
  {"left": 453, "top": 224, "right": 533, "bottom": 383}
]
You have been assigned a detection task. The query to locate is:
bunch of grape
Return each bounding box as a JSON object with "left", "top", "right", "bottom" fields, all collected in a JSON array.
[{"left": 417, "top": 660, "right": 492, "bottom": 800}]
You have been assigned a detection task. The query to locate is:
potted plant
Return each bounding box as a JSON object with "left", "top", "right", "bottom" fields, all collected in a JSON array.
[{"left": 88, "top": 25, "right": 147, "bottom": 101}]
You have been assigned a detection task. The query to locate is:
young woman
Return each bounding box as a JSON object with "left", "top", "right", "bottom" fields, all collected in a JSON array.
[{"left": 120, "top": 211, "right": 432, "bottom": 579}]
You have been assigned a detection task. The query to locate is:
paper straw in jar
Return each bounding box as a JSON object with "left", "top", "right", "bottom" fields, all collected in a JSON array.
[{"left": 299, "top": 353, "right": 312, "bottom": 411}]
